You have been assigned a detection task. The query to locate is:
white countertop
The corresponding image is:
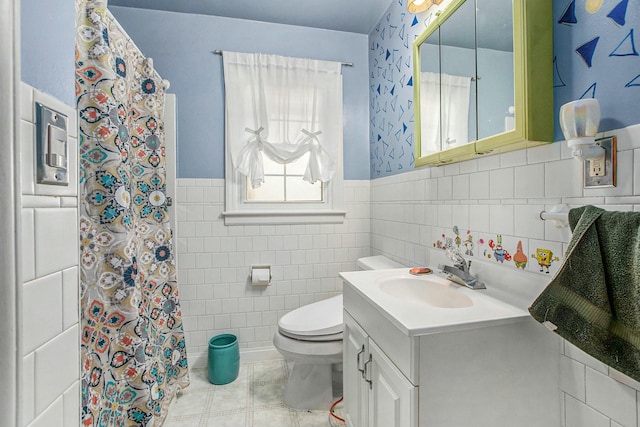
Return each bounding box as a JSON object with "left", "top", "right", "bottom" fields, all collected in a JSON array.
[{"left": 340, "top": 267, "right": 532, "bottom": 337}]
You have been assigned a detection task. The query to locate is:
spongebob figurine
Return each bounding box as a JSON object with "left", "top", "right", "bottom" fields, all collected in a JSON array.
[{"left": 531, "top": 248, "right": 560, "bottom": 274}]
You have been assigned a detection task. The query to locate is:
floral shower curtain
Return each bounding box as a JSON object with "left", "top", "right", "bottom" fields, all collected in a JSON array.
[{"left": 76, "top": 1, "right": 189, "bottom": 425}]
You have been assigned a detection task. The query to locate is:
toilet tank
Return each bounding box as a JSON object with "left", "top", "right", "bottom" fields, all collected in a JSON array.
[{"left": 356, "top": 255, "right": 405, "bottom": 271}]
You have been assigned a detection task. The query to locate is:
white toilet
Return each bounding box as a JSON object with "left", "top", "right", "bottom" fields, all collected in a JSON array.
[{"left": 273, "top": 255, "right": 405, "bottom": 410}]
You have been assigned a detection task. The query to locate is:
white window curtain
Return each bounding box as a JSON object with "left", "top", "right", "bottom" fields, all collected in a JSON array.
[
  {"left": 420, "top": 72, "right": 471, "bottom": 153},
  {"left": 223, "top": 52, "right": 343, "bottom": 188},
  {"left": 420, "top": 72, "right": 442, "bottom": 154}
]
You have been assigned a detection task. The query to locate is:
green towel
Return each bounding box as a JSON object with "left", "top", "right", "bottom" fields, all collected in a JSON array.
[{"left": 529, "top": 205, "right": 640, "bottom": 382}]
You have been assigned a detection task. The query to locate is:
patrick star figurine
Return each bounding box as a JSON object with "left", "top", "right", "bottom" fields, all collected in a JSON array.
[{"left": 513, "top": 240, "right": 527, "bottom": 270}]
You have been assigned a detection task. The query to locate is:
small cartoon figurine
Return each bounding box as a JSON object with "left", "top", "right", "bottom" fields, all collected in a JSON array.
[
  {"left": 453, "top": 226, "right": 461, "bottom": 247},
  {"left": 531, "top": 248, "right": 560, "bottom": 273},
  {"left": 463, "top": 231, "right": 474, "bottom": 256},
  {"left": 433, "top": 233, "right": 447, "bottom": 249},
  {"left": 488, "top": 235, "right": 511, "bottom": 263},
  {"left": 513, "top": 240, "right": 527, "bottom": 270}
]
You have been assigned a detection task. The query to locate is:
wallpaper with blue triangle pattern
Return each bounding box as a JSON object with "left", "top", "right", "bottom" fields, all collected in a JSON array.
[{"left": 369, "top": 0, "right": 640, "bottom": 178}]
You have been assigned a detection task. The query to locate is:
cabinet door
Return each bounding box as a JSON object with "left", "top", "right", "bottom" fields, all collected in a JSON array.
[
  {"left": 343, "top": 311, "right": 369, "bottom": 427},
  {"left": 368, "top": 340, "right": 417, "bottom": 427}
]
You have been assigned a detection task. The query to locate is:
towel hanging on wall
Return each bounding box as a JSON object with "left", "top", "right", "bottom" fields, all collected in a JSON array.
[{"left": 529, "top": 205, "right": 640, "bottom": 382}]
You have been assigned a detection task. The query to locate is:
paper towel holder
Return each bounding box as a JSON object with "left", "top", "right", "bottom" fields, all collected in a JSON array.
[{"left": 250, "top": 265, "right": 271, "bottom": 286}]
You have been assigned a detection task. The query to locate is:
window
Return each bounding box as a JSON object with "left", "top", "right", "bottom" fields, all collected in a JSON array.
[
  {"left": 221, "top": 52, "right": 345, "bottom": 225},
  {"left": 246, "top": 154, "right": 323, "bottom": 202}
]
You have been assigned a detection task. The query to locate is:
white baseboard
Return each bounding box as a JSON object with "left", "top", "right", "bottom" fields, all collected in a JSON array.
[
  {"left": 239, "top": 346, "right": 282, "bottom": 363},
  {"left": 188, "top": 346, "right": 282, "bottom": 370}
]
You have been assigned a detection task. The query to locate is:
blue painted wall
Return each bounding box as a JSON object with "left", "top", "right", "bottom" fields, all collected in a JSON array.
[
  {"left": 21, "top": 0, "right": 76, "bottom": 107},
  {"left": 554, "top": 0, "right": 640, "bottom": 137},
  {"left": 110, "top": 7, "right": 370, "bottom": 180},
  {"left": 369, "top": 0, "right": 640, "bottom": 178}
]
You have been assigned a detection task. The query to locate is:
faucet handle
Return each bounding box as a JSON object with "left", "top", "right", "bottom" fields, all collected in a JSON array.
[{"left": 444, "top": 238, "right": 466, "bottom": 269}]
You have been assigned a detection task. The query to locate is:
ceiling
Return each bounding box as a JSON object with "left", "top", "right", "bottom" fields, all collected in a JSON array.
[{"left": 108, "top": 0, "right": 396, "bottom": 34}]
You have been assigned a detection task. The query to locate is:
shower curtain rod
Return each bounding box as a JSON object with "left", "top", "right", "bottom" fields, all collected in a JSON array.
[{"left": 212, "top": 50, "right": 354, "bottom": 67}]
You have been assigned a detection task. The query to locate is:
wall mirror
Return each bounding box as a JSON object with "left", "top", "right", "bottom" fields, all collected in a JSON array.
[{"left": 413, "top": 0, "right": 553, "bottom": 167}]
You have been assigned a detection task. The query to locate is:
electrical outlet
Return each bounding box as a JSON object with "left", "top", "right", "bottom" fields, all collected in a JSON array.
[
  {"left": 588, "top": 155, "right": 605, "bottom": 177},
  {"left": 584, "top": 136, "right": 616, "bottom": 188}
]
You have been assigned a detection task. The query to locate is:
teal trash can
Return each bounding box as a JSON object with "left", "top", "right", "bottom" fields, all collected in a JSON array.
[{"left": 208, "top": 334, "right": 239, "bottom": 385}]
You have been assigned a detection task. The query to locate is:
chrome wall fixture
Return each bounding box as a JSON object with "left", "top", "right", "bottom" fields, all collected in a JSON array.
[{"left": 539, "top": 205, "right": 569, "bottom": 228}]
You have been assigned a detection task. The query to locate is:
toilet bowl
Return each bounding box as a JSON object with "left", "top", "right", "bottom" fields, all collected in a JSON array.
[{"left": 273, "top": 256, "right": 405, "bottom": 410}]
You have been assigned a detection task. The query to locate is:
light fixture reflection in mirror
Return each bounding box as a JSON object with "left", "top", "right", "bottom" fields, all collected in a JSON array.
[{"left": 407, "top": 0, "right": 444, "bottom": 14}]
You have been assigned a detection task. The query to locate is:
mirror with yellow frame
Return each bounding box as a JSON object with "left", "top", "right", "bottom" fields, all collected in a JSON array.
[{"left": 413, "top": 0, "right": 554, "bottom": 167}]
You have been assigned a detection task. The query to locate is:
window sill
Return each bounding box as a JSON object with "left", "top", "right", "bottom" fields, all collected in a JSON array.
[{"left": 221, "top": 209, "right": 346, "bottom": 225}]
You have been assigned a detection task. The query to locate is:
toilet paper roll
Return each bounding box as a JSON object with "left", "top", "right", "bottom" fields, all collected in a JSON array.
[{"left": 251, "top": 266, "right": 271, "bottom": 286}]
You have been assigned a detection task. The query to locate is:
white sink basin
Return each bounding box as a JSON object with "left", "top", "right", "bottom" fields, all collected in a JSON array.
[
  {"left": 341, "top": 266, "right": 539, "bottom": 336},
  {"left": 376, "top": 274, "right": 473, "bottom": 308}
]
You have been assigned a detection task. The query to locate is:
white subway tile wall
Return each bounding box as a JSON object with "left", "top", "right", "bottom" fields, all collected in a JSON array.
[
  {"left": 33, "top": 208, "right": 78, "bottom": 277},
  {"left": 20, "top": 83, "right": 79, "bottom": 427},
  {"left": 371, "top": 124, "right": 640, "bottom": 269},
  {"left": 370, "top": 123, "right": 640, "bottom": 426},
  {"left": 22, "top": 273, "right": 63, "bottom": 354},
  {"left": 34, "top": 325, "right": 80, "bottom": 415},
  {"left": 561, "top": 342, "right": 640, "bottom": 427},
  {"left": 28, "top": 397, "right": 64, "bottom": 427},
  {"left": 22, "top": 353, "right": 36, "bottom": 425},
  {"left": 176, "top": 179, "right": 371, "bottom": 367},
  {"left": 565, "top": 394, "right": 610, "bottom": 427}
]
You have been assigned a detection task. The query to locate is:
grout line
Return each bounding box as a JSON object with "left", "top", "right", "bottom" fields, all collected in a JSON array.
[
  {"left": 246, "top": 362, "right": 254, "bottom": 427},
  {"left": 199, "top": 380, "right": 215, "bottom": 426},
  {"left": 290, "top": 406, "right": 300, "bottom": 427}
]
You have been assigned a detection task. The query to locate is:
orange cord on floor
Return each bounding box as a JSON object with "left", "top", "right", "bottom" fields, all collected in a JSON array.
[{"left": 330, "top": 396, "right": 345, "bottom": 423}]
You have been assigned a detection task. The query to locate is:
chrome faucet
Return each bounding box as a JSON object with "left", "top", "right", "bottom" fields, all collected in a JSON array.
[{"left": 438, "top": 238, "right": 486, "bottom": 290}]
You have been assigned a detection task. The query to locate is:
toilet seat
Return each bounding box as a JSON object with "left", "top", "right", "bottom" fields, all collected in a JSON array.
[
  {"left": 273, "top": 329, "right": 343, "bottom": 360},
  {"left": 279, "top": 330, "right": 343, "bottom": 342},
  {"left": 278, "top": 295, "right": 343, "bottom": 341}
]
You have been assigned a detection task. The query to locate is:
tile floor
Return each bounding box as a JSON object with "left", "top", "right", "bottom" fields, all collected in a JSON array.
[{"left": 164, "top": 359, "right": 345, "bottom": 427}]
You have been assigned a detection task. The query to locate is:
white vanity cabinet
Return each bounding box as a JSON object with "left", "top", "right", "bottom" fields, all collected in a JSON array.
[
  {"left": 343, "top": 311, "right": 417, "bottom": 427},
  {"left": 341, "top": 269, "right": 561, "bottom": 427},
  {"left": 343, "top": 311, "right": 368, "bottom": 427}
]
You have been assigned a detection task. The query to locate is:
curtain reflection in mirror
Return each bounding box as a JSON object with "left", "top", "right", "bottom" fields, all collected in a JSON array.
[{"left": 420, "top": 72, "right": 471, "bottom": 154}]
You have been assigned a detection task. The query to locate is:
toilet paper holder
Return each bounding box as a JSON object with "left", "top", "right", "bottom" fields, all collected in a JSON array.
[{"left": 250, "top": 265, "right": 271, "bottom": 286}]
